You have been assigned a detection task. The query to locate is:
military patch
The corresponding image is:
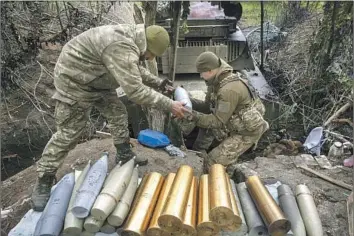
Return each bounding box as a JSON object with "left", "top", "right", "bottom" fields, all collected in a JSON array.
[{"left": 217, "top": 101, "right": 231, "bottom": 113}]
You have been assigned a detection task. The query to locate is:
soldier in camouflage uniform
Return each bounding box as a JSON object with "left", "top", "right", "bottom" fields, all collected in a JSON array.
[
  {"left": 31, "top": 24, "right": 189, "bottom": 211},
  {"left": 187, "top": 51, "right": 269, "bottom": 174}
]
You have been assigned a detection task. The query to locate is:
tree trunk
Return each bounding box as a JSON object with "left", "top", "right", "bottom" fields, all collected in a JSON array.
[{"left": 137, "top": 2, "right": 167, "bottom": 132}]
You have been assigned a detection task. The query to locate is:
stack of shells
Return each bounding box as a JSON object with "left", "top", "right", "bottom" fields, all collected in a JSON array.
[
  {"left": 123, "top": 164, "right": 247, "bottom": 236},
  {"left": 31, "top": 152, "right": 323, "bottom": 236},
  {"left": 33, "top": 152, "right": 141, "bottom": 236},
  {"left": 122, "top": 164, "right": 323, "bottom": 236}
]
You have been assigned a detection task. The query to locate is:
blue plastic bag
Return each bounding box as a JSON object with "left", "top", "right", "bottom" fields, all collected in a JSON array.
[{"left": 137, "top": 129, "right": 171, "bottom": 148}]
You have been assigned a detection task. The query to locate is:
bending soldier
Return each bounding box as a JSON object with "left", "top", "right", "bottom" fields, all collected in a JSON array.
[
  {"left": 31, "top": 24, "right": 188, "bottom": 211},
  {"left": 187, "top": 51, "right": 269, "bottom": 174}
]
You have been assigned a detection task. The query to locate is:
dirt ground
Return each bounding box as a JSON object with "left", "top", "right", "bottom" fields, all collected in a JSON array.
[{"left": 1, "top": 137, "right": 203, "bottom": 233}]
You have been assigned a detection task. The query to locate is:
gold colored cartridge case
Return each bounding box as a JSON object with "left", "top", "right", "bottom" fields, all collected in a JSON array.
[
  {"left": 180, "top": 176, "right": 198, "bottom": 236},
  {"left": 122, "top": 172, "right": 164, "bottom": 236},
  {"left": 223, "top": 174, "right": 242, "bottom": 231},
  {"left": 209, "top": 164, "right": 234, "bottom": 227},
  {"left": 158, "top": 165, "right": 194, "bottom": 233},
  {"left": 197, "top": 174, "right": 219, "bottom": 236},
  {"left": 147, "top": 173, "right": 176, "bottom": 236},
  {"left": 246, "top": 176, "right": 291, "bottom": 236}
]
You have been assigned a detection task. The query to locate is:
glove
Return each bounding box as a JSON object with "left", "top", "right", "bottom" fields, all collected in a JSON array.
[{"left": 159, "top": 79, "right": 175, "bottom": 95}]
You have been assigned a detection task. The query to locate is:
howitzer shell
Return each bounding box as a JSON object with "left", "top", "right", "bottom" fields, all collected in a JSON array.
[
  {"left": 100, "top": 222, "right": 116, "bottom": 234},
  {"left": 34, "top": 172, "right": 75, "bottom": 236},
  {"left": 64, "top": 162, "right": 91, "bottom": 235},
  {"left": 107, "top": 167, "right": 139, "bottom": 226},
  {"left": 236, "top": 182, "right": 268, "bottom": 236},
  {"left": 228, "top": 179, "right": 248, "bottom": 235},
  {"left": 246, "top": 176, "right": 291, "bottom": 236},
  {"left": 295, "top": 185, "right": 323, "bottom": 236},
  {"left": 197, "top": 174, "right": 219, "bottom": 236},
  {"left": 72, "top": 153, "right": 108, "bottom": 218},
  {"left": 91, "top": 158, "right": 135, "bottom": 220},
  {"left": 223, "top": 175, "right": 242, "bottom": 232},
  {"left": 278, "top": 184, "right": 306, "bottom": 236},
  {"left": 147, "top": 173, "right": 176, "bottom": 236},
  {"left": 122, "top": 172, "right": 164, "bottom": 236},
  {"left": 84, "top": 215, "right": 104, "bottom": 233},
  {"left": 80, "top": 230, "right": 95, "bottom": 236},
  {"left": 180, "top": 176, "right": 198, "bottom": 236},
  {"left": 158, "top": 165, "right": 194, "bottom": 233},
  {"left": 108, "top": 165, "right": 139, "bottom": 227},
  {"left": 174, "top": 86, "right": 192, "bottom": 109},
  {"left": 209, "top": 164, "right": 235, "bottom": 227}
]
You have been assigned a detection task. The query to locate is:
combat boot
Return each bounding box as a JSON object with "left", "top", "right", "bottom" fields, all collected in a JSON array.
[
  {"left": 115, "top": 143, "right": 148, "bottom": 166},
  {"left": 31, "top": 174, "right": 56, "bottom": 211}
]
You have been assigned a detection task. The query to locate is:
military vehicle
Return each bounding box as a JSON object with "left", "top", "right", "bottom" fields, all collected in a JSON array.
[{"left": 156, "top": 1, "right": 254, "bottom": 74}]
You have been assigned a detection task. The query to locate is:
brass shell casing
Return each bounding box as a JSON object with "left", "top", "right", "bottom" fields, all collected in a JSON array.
[
  {"left": 197, "top": 174, "right": 219, "bottom": 236},
  {"left": 223, "top": 174, "right": 242, "bottom": 232},
  {"left": 158, "top": 165, "right": 194, "bottom": 233},
  {"left": 147, "top": 173, "right": 176, "bottom": 236},
  {"left": 180, "top": 176, "right": 198, "bottom": 236},
  {"left": 209, "top": 164, "right": 234, "bottom": 227},
  {"left": 122, "top": 172, "right": 164, "bottom": 236},
  {"left": 246, "top": 176, "right": 291, "bottom": 236}
]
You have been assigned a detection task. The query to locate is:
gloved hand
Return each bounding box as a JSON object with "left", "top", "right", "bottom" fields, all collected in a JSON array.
[{"left": 159, "top": 79, "right": 175, "bottom": 95}]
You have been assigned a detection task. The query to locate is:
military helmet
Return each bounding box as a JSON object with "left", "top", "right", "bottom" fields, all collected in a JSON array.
[
  {"left": 195, "top": 51, "right": 221, "bottom": 73},
  {"left": 146, "top": 25, "right": 170, "bottom": 57}
]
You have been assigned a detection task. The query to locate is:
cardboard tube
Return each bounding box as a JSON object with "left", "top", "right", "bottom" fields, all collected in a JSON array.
[
  {"left": 246, "top": 176, "right": 291, "bottom": 236},
  {"left": 147, "top": 173, "right": 176, "bottom": 236},
  {"left": 159, "top": 165, "right": 194, "bottom": 233},
  {"left": 122, "top": 172, "right": 164, "bottom": 236}
]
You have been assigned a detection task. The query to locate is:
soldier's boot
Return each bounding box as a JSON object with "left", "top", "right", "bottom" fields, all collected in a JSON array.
[
  {"left": 31, "top": 173, "right": 56, "bottom": 211},
  {"left": 115, "top": 143, "right": 148, "bottom": 166}
]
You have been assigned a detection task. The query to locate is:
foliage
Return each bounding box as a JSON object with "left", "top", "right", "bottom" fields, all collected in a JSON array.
[{"left": 265, "top": 2, "right": 353, "bottom": 138}]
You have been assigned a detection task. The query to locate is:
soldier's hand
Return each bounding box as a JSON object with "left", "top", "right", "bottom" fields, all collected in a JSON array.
[
  {"left": 160, "top": 79, "right": 175, "bottom": 96},
  {"left": 171, "top": 101, "right": 190, "bottom": 118}
]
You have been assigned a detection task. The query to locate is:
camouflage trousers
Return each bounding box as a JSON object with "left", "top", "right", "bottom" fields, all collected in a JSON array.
[
  {"left": 204, "top": 121, "right": 269, "bottom": 175},
  {"left": 37, "top": 92, "right": 129, "bottom": 177}
]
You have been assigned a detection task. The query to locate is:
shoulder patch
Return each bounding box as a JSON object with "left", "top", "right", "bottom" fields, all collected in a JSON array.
[{"left": 217, "top": 101, "right": 231, "bottom": 113}]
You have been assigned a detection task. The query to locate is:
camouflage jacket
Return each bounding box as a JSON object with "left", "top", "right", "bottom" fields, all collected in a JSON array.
[
  {"left": 52, "top": 24, "right": 172, "bottom": 111},
  {"left": 192, "top": 60, "right": 266, "bottom": 137}
]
